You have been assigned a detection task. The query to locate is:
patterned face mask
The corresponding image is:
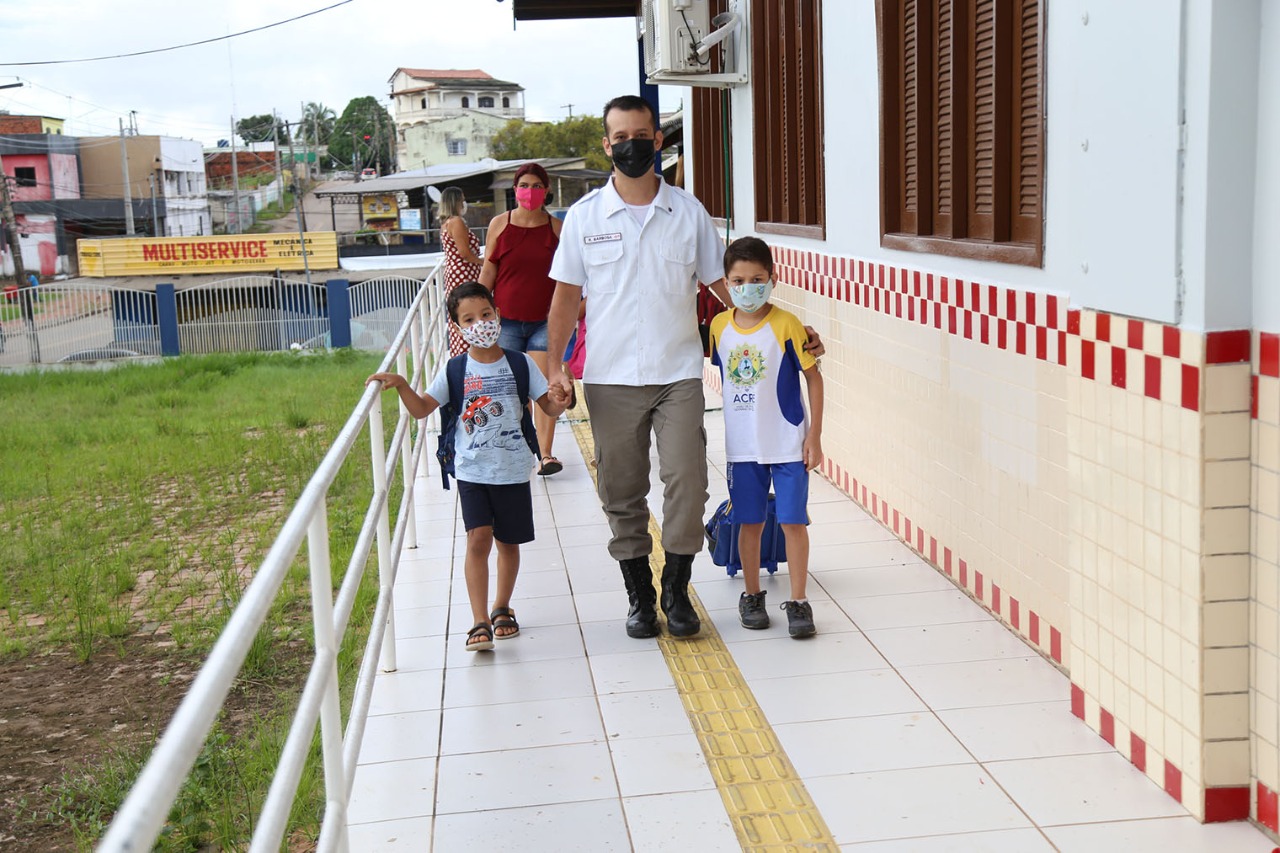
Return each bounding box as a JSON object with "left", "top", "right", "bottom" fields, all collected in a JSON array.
[
  {"left": 460, "top": 317, "right": 501, "bottom": 348},
  {"left": 729, "top": 280, "right": 774, "bottom": 313}
]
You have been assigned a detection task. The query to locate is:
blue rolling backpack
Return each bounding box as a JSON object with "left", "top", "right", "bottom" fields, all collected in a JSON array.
[{"left": 704, "top": 494, "right": 787, "bottom": 577}]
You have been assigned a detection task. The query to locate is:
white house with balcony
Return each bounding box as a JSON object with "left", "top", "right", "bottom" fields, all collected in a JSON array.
[{"left": 388, "top": 68, "right": 524, "bottom": 169}]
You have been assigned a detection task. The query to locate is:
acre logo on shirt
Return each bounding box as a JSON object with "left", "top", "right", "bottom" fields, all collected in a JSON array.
[{"left": 726, "top": 343, "right": 766, "bottom": 391}]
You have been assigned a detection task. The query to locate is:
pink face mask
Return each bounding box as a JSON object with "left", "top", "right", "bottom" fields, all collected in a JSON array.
[{"left": 515, "top": 186, "right": 548, "bottom": 210}]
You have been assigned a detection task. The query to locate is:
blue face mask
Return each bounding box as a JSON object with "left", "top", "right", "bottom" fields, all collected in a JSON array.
[{"left": 729, "top": 280, "right": 774, "bottom": 313}]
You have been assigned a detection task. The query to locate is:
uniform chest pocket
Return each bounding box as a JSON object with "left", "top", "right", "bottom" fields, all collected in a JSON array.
[
  {"left": 659, "top": 239, "right": 696, "bottom": 292},
  {"left": 583, "top": 241, "right": 624, "bottom": 292}
]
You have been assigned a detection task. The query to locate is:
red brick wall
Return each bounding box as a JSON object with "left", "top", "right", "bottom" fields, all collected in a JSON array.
[{"left": 0, "top": 116, "right": 45, "bottom": 134}]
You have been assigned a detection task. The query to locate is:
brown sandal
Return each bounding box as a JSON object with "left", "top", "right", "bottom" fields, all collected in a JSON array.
[
  {"left": 490, "top": 607, "right": 520, "bottom": 639},
  {"left": 465, "top": 623, "right": 494, "bottom": 651}
]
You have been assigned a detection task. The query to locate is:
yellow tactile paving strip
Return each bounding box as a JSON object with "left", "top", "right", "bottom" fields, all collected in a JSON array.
[{"left": 565, "top": 398, "right": 838, "bottom": 852}]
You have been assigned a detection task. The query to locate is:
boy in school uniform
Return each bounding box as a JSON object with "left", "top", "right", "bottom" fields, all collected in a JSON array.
[
  {"left": 709, "top": 237, "right": 825, "bottom": 637},
  {"left": 368, "top": 282, "right": 566, "bottom": 651}
]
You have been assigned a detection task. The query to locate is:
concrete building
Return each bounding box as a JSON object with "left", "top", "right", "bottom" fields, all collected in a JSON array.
[
  {"left": 0, "top": 132, "right": 79, "bottom": 276},
  {"left": 78, "top": 135, "right": 211, "bottom": 237},
  {"left": 388, "top": 68, "right": 524, "bottom": 169}
]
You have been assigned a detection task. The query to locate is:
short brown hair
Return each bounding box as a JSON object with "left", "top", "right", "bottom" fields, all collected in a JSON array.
[
  {"left": 603, "top": 95, "right": 658, "bottom": 133},
  {"left": 723, "top": 236, "right": 774, "bottom": 277},
  {"left": 446, "top": 281, "right": 494, "bottom": 324}
]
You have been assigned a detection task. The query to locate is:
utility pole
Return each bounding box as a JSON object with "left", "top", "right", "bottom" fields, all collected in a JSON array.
[
  {"left": 271, "top": 109, "right": 285, "bottom": 196},
  {"left": 561, "top": 103, "right": 574, "bottom": 118},
  {"left": 373, "top": 109, "right": 382, "bottom": 176},
  {"left": 311, "top": 108, "right": 321, "bottom": 178},
  {"left": 148, "top": 173, "right": 160, "bottom": 236},
  {"left": 230, "top": 115, "right": 242, "bottom": 234},
  {"left": 285, "top": 120, "right": 306, "bottom": 232},
  {"left": 119, "top": 118, "right": 135, "bottom": 235},
  {"left": 0, "top": 163, "right": 39, "bottom": 361}
]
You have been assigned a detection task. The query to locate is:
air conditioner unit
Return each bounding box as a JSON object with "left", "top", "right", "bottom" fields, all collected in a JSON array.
[{"left": 639, "top": 0, "right": 749, "bottom": 88}]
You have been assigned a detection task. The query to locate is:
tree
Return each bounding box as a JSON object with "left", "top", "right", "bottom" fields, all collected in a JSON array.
[
  {"left": 299, "top": 102, "right": 337, "bottom": 145},
  {"left": 328, "top": 96, "right": 394, "bottom": 173},
  {"left": 236, "top": 113, "right": 287, "bottom": 144},
  {"left": 490, "top": 115, "right": 611, "bottom": 171}
]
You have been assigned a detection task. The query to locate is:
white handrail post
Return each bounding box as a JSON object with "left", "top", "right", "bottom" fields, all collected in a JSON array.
[
  {"left": 395, "top": 344, "right": 418, "bottom": 550},
  {"left": 307, "top": 504, "right": 349, "bottom": 853},
  {"left": 367, "top": 398, "right": 398, "bottom": 673}
]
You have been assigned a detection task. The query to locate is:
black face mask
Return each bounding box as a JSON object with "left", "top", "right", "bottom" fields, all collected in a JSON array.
[{"left": 610, "top": 138, "right": 656, "bottom": 179}]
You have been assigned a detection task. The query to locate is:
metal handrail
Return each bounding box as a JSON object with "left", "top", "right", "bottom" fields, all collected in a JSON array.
[{"left": 96, "top": 260, "right": 450, "bottom": 852}]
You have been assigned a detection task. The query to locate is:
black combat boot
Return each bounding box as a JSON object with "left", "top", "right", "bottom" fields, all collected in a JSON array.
[
  {"left": 660, "top": 552, "right": 700, "bottom": 638},
  {"left": 620, "top": 557, "right": 659, "bottom": 638}
]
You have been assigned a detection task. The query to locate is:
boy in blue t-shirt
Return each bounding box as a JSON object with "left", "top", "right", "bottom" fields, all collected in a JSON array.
[
  {"left": 709, "top": 237, "right": 825, "bottom": 638},
  {"left": 368, "top": 282, "right": 565, "bottom": 651}
]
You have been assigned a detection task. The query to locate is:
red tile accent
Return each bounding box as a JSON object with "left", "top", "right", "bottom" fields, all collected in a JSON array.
[
  {"left": 987, "top": 285, "right": 998, "bottom": 315},
  {"left": 1016, "top": 321, "right": 1027, "bottom": 355},
  {"left": 1262, "top": 332, "right": 1280, "bottom": 378},
  {"left": 1010, "top": 597, "right": 1020, "bottom": 629},
  {"left": 1163, "top": 325, "right": 1181, "bottom": 358},
  {"left": 1058, "top": 332, "right": 1068, "bottom": 366},
  {"left": 1067, "top": 309, "right": 1081, "bottom": 335},
  {"left": 1082, "top": 340, "right": 1096, "bottom": 380},
  {"left": 1204, "top": 787, "right": 1250, "bottom": 822},
  {"left": 1130, "top": 732, "right": 1146, "bottom": 772},
  {"left": 1111, "top": 345, "right": 1127, "bottom": 389},
  {"left": 964, "top": 310, "right": 974, "bottom": 340},
  {"left": 997, "top": 319, "right": 1008, "bottom": 350},
  {"left": 949, "top": 305, "right": 958, "bottom": 335},
  {"left": 1026, "top": 292, "right": 1037, "bottom": 325},
  {"left": 975, "top": 571, "right": 985, "bottom": 600},
  {"left": 1071, "top": 683, "right": 1085, "bottom": 719},
  {"left": 1036, "top": 326, "right": 1047, "bottom": 361},
  {"left": 944, "top": 547, "right": 953, "bottom": 576},
  {"left": 1164, "top": 760, "right": 1183, "bottom": 802},
  {"left": 929, "top": 537, "right": 937, "bottom": 565},
  {"left": 916, "top": 528, "right": 924, "bottom": 553},
  {"left": 1258, "top": 781, "right": 1279, "bottom": 831},
  {"left": 1206, "top": 329, "right": 1252, "bottom": 364},
  {"left": 1144, "top": 354, "right": 1161, "bottom": 400},
  {"left": 892, "top": 509, "right": 900, "bottom": 534},
  {"left": 1127, "top": 318, "right": 1144, "bottom": 350},
  {"left": 1100, "top": 708, "right": 1116, "bottom": 745},
  {"left": 992, "top": 584, "right": 1001, "bottom": 615},
  {"left": 1050, "top": 627, "right": 1063, "bottom": 663},
  {"left": 904, "top": 517, "right": 912, "bottom": 541},
  {"left": 1047, "top": 295, "right": 1059, "bottom": 328},
  {"left": 959, "top": 559, "right": 968, "bottom": 587},
  {"left": 1182, "top": 364, "right": 1200, "bottom": 411},
  {"left": 1030, "top": 612, "right": 1041, "bottom": 645},
  {"left": 1096, "top": 312, "right": 1111, "bottom": 342},
  {"left": 980, "top": 314, "right": 990, "bottom": 344}
]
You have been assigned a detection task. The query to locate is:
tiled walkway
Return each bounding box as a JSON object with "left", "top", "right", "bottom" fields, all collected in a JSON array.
[{"left": 346, "top": 394, "right": 1277, "bottom": 852}]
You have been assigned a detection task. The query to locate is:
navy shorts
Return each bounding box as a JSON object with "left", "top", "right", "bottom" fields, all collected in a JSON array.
[
  {"left": 726, "top": 461, "right": 810, "bottom": 525},
  {"left": 498, "top": 319, "right": 549, "bottom": 353},
  {"left": 457, "top": 480, "right": 535, "bottom": 544}
]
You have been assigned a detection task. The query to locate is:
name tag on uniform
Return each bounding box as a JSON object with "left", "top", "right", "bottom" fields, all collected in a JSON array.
[{"left": 584, "top": 232, "right": 622, "bottom": 244}]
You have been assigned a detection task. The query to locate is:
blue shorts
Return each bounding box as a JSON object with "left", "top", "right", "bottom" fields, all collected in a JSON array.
[
  {"left": 498, "top": 319, "right": 548, "bottom": 353},
  {"left": 457, "top": 480, "right": 535, "bottom": 544},
  {"left": 726, "top": 461, "right": 809, "bottom": 525}
]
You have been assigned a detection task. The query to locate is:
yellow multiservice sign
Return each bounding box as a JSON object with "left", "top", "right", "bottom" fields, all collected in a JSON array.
[{"left": 76, "top": 233, "right": 339, "bottom": 277}]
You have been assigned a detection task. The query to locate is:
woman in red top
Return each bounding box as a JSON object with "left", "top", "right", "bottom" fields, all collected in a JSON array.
[
  {"left": 479, "top": 163, "right": 565, "bottom": 475},
  {"left": 438, "top": 186, "right": 483, "bottom": 356}
]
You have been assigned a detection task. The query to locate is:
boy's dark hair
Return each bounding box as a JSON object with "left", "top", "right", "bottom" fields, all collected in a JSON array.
[
  {"left": 603, "top": 95, "right": 659, "bottom": 133},
  {"left": 446, "top": 281, "right": 495, "bottom": 324},
  {"left": 723, "top": 236, "right": 775, "bottom": 277}
]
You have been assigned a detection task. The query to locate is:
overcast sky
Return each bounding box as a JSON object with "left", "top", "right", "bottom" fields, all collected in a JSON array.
[{"left": 1, "top": 0, "right": 681, "bottom": 147}]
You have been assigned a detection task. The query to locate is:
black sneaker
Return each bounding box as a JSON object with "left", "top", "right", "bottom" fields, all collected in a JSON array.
[
  {"left": 780, "top": 600, "right": 816, "bottom": 638},
  {"left": 738, "top": 590, "right": 770, "bottom": 629}
]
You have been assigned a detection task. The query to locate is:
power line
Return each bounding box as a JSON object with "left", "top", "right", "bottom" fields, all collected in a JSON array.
[{"left": 0, "top": 0, "right": 356, "bottom": 67}]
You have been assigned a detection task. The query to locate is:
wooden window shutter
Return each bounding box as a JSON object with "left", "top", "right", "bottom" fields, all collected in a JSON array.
[
  {"left": 691, "top": 87, "right": 731, "bottom": 220},
  {"left": 879, "top": 0, "right": 1043, "bottom": 266}
]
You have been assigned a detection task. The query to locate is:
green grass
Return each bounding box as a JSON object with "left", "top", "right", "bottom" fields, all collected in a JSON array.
[{"left": 1, "top": 350, "right": 409, "bottom": 849}]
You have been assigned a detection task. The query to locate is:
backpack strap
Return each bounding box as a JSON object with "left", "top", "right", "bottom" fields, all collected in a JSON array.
[
  {"left": 437, "top": 353, "right": 468, "bottom": 488},
  {"left": 501, "top": 348, "right": 541, "bottom": 459}
]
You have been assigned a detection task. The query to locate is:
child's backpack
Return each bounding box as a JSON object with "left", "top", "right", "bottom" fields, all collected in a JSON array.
[
  {"left": 435, "top": 349, "right": 540, "bottom": 489},
  {"left": 704, "top": 494, "right": 787, "bottom": 576}
]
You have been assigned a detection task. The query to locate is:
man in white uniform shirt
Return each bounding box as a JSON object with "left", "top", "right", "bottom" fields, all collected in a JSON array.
[{"left": 546, "top": 95, "right": 821, "bottom": 640}]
